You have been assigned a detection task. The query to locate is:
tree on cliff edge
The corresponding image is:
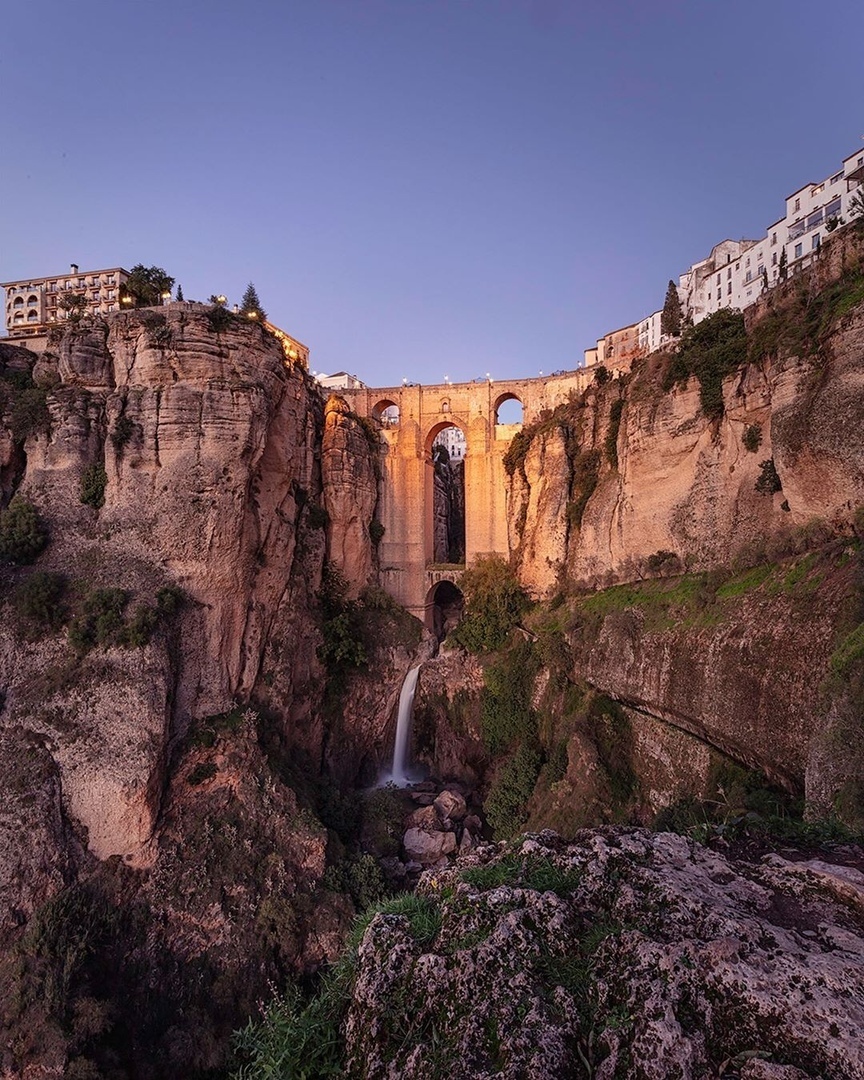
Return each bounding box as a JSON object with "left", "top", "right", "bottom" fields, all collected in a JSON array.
[
  {"left": 661, "top": 280, "right": 682, "bottom": 337},
  {"left": 240, "top": 282, "right": 267, "bottom": 322},
  {"left": 122, "top": 265, "right": 175, "bottom": 308}
]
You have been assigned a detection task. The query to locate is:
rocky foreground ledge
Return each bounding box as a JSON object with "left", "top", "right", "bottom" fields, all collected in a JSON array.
[{"left": 344, "top": 828, "right": 864, "bottom": 1079}]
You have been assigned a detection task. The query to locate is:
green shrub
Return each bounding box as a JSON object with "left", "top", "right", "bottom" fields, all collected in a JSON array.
[
  {"left": 480, "top": 639, "right": 539, "bottom": 752},
  {"left": 0, "top": 497, "right": 48, "bottom": 563},
  {"left": 80, "top": 464, "right": 108, "bottom": 509},
  {"left": 594, "top": 365, "right": 610, "bottom": 385},
  {"left": 448, "top": 554, "right": 529, "bottom": 653},
  {"left": 484, "top": 741, "right": 544, "bottom": 839},
  {"left": 317, "top": 565, "right": 367, "bottom": 671},
  {"left": 156, "top": 585, "right": 185, "bottom": 616},
  {"left": 68, "top": 588, "right": 128, "bottom": 653},
  {"left": 605, "top": 398, "right": 624, "bottom": 469},
  {"left": 13, "top": 571, "right": 67, "bottom": 629},
  {"left": 9, "top": 386, "right": 51, "bottom": 442},
  {"left": 187, "top": 762, "right": 218, "bottom": 786},
  {"left": 742, "top": 423, "right": 763, "bottom": 453},
  {"left": 663, "top": 309, "right": 747, "bottom": 420},
  {"left": 646, "top": 549, "right": 682, "bottom": 576},
  {"left": 567, "top": 449, "right": 601, "bottom": 530},
  {"left": 110, "top": 416, "right": 136, "bottom": 453},
  {"left": 120, "top": 605, "right": 158, "bottom": 647},
  {"left": 755, "top": 458, "right": 782, "bottom": 495}
]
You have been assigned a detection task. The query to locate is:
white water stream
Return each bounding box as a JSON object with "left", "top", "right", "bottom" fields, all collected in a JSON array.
[{"left": 385, "top": 665, "right": 421, "bottom": 786}]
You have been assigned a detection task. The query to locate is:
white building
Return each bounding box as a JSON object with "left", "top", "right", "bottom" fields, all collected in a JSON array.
[
  {"left": 434, "top": 425, "right": 466, "bottom": 461},
  {"left": 678, "top": 146, "right": 864, "bottom": 326},
  {"left": 2, "top": 263, "right": 129, "bottom": 339},
  {"left": 315, "top": 371, "right": 366, "bottom": 390}
]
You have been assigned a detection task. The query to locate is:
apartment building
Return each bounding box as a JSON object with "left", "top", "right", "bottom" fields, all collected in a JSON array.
[
  {"left": 679, "top": 147, "right": 864, "bottom": 325},
  {"left": 2, "top": 264, "right": 130, "bottom": 338}
]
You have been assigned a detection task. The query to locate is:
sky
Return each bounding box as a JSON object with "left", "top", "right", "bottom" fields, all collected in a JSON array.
[{"left": 1, "top": 0, "right": 863, "bottom": 386}]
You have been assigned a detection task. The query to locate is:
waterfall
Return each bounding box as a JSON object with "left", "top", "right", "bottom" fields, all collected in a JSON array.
[{"left": 387, "top": 666, "right": 421, "bottom": 786}]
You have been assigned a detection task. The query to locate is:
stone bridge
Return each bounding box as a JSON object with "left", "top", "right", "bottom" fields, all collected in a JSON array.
[{"left": 339, "top": 369, "right": 593, "bottom": 625}]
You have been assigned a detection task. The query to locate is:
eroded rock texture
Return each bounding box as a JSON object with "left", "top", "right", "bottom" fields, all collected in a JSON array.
[{"left": 346, "top": 829, "right": 864, "bottom": 1080}]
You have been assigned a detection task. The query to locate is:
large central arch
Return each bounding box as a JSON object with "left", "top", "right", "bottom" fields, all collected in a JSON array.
[{"left": 425, "top": 420, "right": 466, "bottom": 566}]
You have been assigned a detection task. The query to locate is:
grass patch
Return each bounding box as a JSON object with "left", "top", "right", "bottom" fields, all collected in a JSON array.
[{"left": 461, "top": 853, "right": 581, "bottom": 897}]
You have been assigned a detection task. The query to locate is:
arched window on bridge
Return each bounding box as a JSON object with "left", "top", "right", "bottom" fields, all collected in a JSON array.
[
  {"left": 495, "top": 393, "right": 523, "bottom": 426},
  {"left": 427, "top": 422, "right": 466, "bottom": 566},
  {"left": 426, "top": 580, "right": 464, "bottom": 640},
  {"left": 372, "top": 399, "right": 400, "bottom": 426}
]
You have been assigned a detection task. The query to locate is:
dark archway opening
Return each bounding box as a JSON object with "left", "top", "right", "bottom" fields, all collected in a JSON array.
[
  {"left": 428, "top": 580, "right": 464, "bottom": 641},
  {"left": 431, "top": 426, "right": 465, "bottom": 564}
]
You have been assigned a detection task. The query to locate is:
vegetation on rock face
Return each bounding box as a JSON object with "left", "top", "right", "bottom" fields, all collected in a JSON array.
[
  {"left": 742, "top": 422, "right": 763, "bottom": 452},
  {"left": 754, "top": 457, "right": 782, "bottom": 495},
  {"left": 663, "top": 308, "right": 747, "bottom": 420},
  {"left": 12, "top": 571, "right": 67, "bottom": 630},
  {"left": 80, "top": 463, "right": 108, "bottom": 509},
  {"left": 0, "top": 496, "right": 48, "bottom": 563},
  {"left": 747, "top": 264, "right": 864, "bottom": 364},
  {"left": 448, "top": 554, "right": 529, "bottom": 653},
  {"left": 604, "top": 398, "right": 624, "bottom": 469},
  {"left": 110, "top": 415, "right": 137, "bottom": 454}
]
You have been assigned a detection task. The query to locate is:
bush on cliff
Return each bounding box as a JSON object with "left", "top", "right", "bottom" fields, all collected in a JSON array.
[
  {"left": 80, "top": 464, "right": 108, "bottom": 509},
  {"left": 0, "top": 496, "right": 48, "bottom": 564},
  {"left": 663, "top": 308, "right": 747, "bottom": 420},
  {"left": 448, "top": 555, "right": 529, "bottom": 653},
  {"left": 12, "top": 571, "right": 67, "bottom": 630}
]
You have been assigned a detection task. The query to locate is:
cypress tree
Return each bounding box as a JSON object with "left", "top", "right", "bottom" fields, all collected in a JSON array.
[
  {"left": 778, "top": 248, "right": 788, "bottom": 282},
  {"left": 176, "top": 284, "right": 184, "bottom": 301},
  {"left": 240, "top": 282, "right": 267, "bottom": 322},
  {"left": 660, "top": 280, "right": 682, "bottom": 337}
]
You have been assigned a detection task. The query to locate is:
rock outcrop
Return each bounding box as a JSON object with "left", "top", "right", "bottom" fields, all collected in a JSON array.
[
  {"left": 346, "top": 828, "right": 864, "bottom": 1079},
  {"left": 507, "top": 230, "right": 864, "bottom": 596}
]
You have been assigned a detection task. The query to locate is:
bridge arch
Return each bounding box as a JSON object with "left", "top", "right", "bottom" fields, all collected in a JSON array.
[
  {"left": 425, "top": 579, "right": 464, "bottom": 638},
  {"left": 426, "top": 421, "right": 466, "bottom": 565},
  {"left": 494, "top": 392, "right": 523, "bottom": 426},
  {"left": 372, "top": 398, "right": 400, "bottom": 425}
]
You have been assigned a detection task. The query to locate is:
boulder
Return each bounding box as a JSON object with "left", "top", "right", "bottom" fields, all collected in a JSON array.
[
  {"left": 434, "top": 789, "right": 467, "bottom": 822},
  {"left": 402, "top": 828, "right": 457, "bottom": 864}
]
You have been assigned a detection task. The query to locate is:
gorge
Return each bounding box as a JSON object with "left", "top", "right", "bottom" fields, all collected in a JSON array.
[{"left": 0, "top": 226, "right": 863, "bottom": 1079}]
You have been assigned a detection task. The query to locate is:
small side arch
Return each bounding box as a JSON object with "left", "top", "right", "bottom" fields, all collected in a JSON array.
[
  {"left": 372, "top": 398, "right": 400, "bottom": 425},
  {"left": 494, "top": 393, "right": 523, "bottom": 426}
]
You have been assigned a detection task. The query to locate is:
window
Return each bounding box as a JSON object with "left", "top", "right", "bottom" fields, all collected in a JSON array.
[
  {"left": 824, "top": 197, "right": 841, "bottom": 219},
  {"left": 794, "top": 243, "right": 803, "bottom": 259},
  {"left": 716, "top": 289, "right": 721, "bottom": 300},
  {"left": 746, "top": 256, "right": 751, "bottom": 266},
  {"left": 772, "top": 253, "right": 777, "bottom": 265},
  {"left": 727, "top": 267, "right": 732, "bottom": 279},
  {"left": 812, "top": 233, "right": 821, "bottom": 250},
  {"left": 771, "top": 232, "right": 777, "bottom": 245},
  {"left": 794, "top": 198, "right": 801, "bottom": 211},
  {"left": 716, "top": 273, "right": 721, "bottom": 284},
  {"left": 727, "top": 282, "right": 732, "bottom": 295},
  {"left": 745, "top": 270, "right": 752, "bottom": 283}
]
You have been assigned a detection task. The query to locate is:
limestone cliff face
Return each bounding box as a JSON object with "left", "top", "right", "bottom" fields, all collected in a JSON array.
[
  {"left": 321, "top": 394, "right": 379, "bottom": 597},
  {"left": 507, "top": 232, "right": 864, "bottom": 596},
  {"left": 0, "top": 307, "right": 327, "bottom": 863}
]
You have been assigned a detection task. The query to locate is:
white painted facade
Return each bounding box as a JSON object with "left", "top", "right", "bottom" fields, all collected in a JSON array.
[
  {"left": 679, "top": 146, "right": 864, "bottom": 326},
  {"left": 433, "top": 425, "right": 466, "bottom": 461}
]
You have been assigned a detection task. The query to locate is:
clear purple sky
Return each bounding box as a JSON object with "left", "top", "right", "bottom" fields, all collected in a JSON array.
[{"left": 2, "top": 0, "right": 862, "bottom": 385}]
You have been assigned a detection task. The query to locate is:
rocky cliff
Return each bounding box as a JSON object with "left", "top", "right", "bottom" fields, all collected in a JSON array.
[
  {"left": 508, "top": 229, "right": 864, "bottom": 596},
  {"left": 0, "top": 306, "right": 418, "bottom": 1079}
]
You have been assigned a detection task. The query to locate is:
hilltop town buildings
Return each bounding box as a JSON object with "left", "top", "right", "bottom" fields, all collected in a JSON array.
[
  {"left": 585, "top": 144, "right": 864, "bottom": 372},
  {"left": 2, "top": 264, "right": 130, "bottom": 339}
]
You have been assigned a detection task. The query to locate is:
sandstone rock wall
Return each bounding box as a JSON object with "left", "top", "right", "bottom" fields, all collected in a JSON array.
[{"left": 507, "top": 237, "right": 864, "bottom": 597}]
